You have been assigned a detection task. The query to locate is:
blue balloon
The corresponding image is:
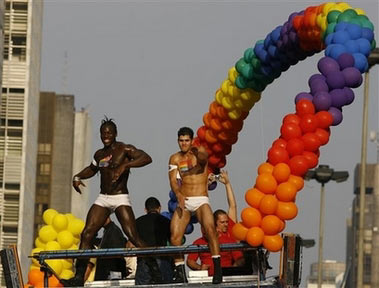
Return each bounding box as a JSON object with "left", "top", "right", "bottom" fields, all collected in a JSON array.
[
  {"left": 190, "top": 215, "right": 198, "bottom": 224},
  {"left": 335, "top": 22, "right": 349, "bottom": 31},
  {"left": 268, "top": 45, "right": 279, "bottom": 58},
  {"left": 344, "top": 40, "right": 360, "bottom": 54},
  {"left": 357, "top": 38, "right": 371, "bottom": 57},
  {"left": 254, "top": 41, "right": 264, "bottom": 55},
  {"left": 257, "top": 49, "right": 271, "bottom": 64},
  {"left": 264, "top": 34, "right": 272, "bottom": 49},
  {"left": 345, "top": 23, "right": 362, "bottom": 40},
  {"left": 169, "top": 190, "right": 177, "bottom": 202},
  {"left": 353, "top": 53, "right": 369, "bottom": 73},
  {"left": 270, "top": 26, "right": 282, "bottom": 43},
  {"left": 325, "top": 33, "right": 334, "bottom": 46},
  {"left": 184, "top": 223, "right": 194, "bottom": 235},
  {"left": 168, "top": 200, "right": 177, "bottom": 213},
  {"left": 330, "top": 44, "right": 347, "bottom": 60},
  {"left": 332, "top": 30, "right": 350, "bottom": 44},
  {"left": 161, "top": 211, "right": 172, "bottom": 220},
  {"left": 260, "top": 64, "right": 273, "bottom": 76},
  {"left": 361, "top": 28, "right": 374, "bottom": 42}
]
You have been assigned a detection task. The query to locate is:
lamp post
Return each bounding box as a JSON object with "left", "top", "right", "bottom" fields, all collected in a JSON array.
[
  {"left": 357, "top": 47, "right": 379, "bottom": 288},
  {"left": 305, "top": 165, "right": 349, "bottom": 288}
]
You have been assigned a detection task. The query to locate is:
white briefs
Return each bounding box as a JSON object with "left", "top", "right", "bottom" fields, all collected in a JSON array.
[
  {"left": 94, "top": 194, "right": 131, "bottom": 212},
  {"left": 184, "top": 196, "right": 210, "bottom": 212}
]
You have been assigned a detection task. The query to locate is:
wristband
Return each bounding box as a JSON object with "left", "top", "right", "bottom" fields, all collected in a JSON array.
[{"left": 73, "top": 176, "right": 81, "bottom": 182}]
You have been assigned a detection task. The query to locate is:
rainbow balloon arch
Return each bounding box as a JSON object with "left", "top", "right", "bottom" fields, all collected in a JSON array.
[{"left": 191, "top": 2, "right": 375, "bottom": 252}]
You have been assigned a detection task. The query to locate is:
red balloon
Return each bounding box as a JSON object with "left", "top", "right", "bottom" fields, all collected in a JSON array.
[
  {"left": 302, "top": 151, "right": 319, "bottom": 168},
  {"left": 288, "top": 155, "right": 309, "bottom": 176},
  {"left": 280, "top": 123, "right": 302, "bottom": 141},
  {"left": 216, "top": 155, "right": 226, "bottom": 168},
  {"left": 212, "top": 142, "right": 224, "bottom": 153},
  {"left": 197, "top": 126, "right": 207, "bottom": 141},
  {"left": 268, "top": 146, "right": 290, "bottom": 165},
  {"left": 299, "top": 114, "right": 319, "bottom": 133},
  {"left": 283, "top": 114, "right": 301, "bottom": 125},
  {"left": 272, "top": 138, "right": 287, "bottom": 149},
  {"left": 209, "top": 153, "right": 222, "bottom": 166},
  {"left": 286, "top": 138, "right": 305, "bottom": 157},
  {"left": 316, "top": 111, "right": 333, "bottom": 129},
  {"left": 314, "top": 128, "right": 330, "bottom": 145},
  {"left": 296, "top": 99, "right": 315, "bottom": 116},
  {"left": 302, "top": 133, "right": 321, "bottom": 152}
]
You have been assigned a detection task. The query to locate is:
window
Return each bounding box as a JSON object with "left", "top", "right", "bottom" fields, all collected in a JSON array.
[
  {"left": 38, "top": 143, "right": 51, "bottom": 155},
  {"left": 39, "top": 163, "right": 50, "bottom": 176}
]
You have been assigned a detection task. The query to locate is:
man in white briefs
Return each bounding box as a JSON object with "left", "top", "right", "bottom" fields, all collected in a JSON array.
[
  {"left": 168, "top": 127, "right": 222, "bottom": 284},
  {"left": 62, "top": 117, "right": 162, "bottom": 286}
]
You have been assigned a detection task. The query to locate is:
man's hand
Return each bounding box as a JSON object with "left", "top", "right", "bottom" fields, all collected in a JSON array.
[
  {"left": 218, "top": 170, "right": 230, "bottom": 185},
  {"left": 112, "top": 164, "right": 126, "bottom": 183},
  {"left": 73, "top": 178, "right": 86, "bottom": 194},
  {"left": 200, "top": 264, "right": 211, "bottom": 271},
  {"left": 176, "top": 193, "right": 186, "bottom": 218}
]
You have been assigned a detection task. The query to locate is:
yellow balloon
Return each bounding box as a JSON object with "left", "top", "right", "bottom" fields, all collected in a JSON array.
[
  {"left": 45, "top": 241, "right": 61, "bottom": 251},
  {"left": 30, "top": 248, "right": 44, "bottom": 265},
  {"left": 46, "top": 259, "right": 63, "bottom": 276},
  {"left": 57, "top": 230, "right": 74, "bottom": 249},
  {"left": 336, "top": 2, "right": 351, "bottom": 11},
  {"left": 322, "top": 3, "right": 335, "bottom": 15},
  {"left": 34, "top": 237, "right": 46, "bottom": 249},
  {"left": 60, "top": 269, "right": 74, "bottom": 280},
  {"left": 52, "top": 214, "right": 68, "bottom": 232},
  {"left": 228, "top": 109, "right": 242, "bottom": 120},
  {"left": 73, "top": 236, "right": 80, "bottom": 245},
  {"left": 215, "top": 89, "right": 224, "bottom": 105},
  {"left": 62, "top": 259, "right": 73, "bottom": 270},
  {"left": 68, "top": 244, "right": 79, "bottom": 250},
  {"left": 30, "top": 264, "right": 40, "bottom": 270},
  {"left": 251, "top": 91, "right": 261, "bottom": 103},
  {"left": 42, "top": 209, "right": 58, "bottom": 225},
  {"left": 355, "top": 8, "right": 366, "bottom": 15},
  {"left": 68, "top": 219, "right": 85, "bottom": 236},
  {"left": 65, "top": 213, "right": 76, "bottom": 223},
  {"left": 228, "top": 67, "right": 238, "bottom": 83},
  {"left": 240, "top": 90, "right": 252, "bottom": 102},
  {"left": 234, "top": 99, "right": 244, "bottom": 109},
  {"left": 228, "top": 85, "right": 241, "bottom": 99},
  {"left": 221, "top": 96, "right": 234, "bottom": 110},
  {"left": 221, "top": 79, "right": 231, "bottom": 95},
  {"left": 39, "top": 225, "right": 58, "bottom": 243},
  {"left": 240, "top": 98, "right": 255, "bottom": 112}
]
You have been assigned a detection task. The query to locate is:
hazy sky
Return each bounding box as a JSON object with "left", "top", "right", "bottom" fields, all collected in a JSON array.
[{"left": 41, "top": 0, "right": 378, "bottom": 282}]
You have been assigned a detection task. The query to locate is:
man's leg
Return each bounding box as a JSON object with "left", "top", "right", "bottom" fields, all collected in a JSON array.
[
  {"left": 170, "top": 208, "right": 191, "bottom": 283},
  {"left": 196, "top": 204, "right": 223, "bottom": 284},
  {"left": 115, "top": 205, "right": 162, "bottom": 284},
  {"left": 62, "top": 205, "right": 109, "bottom": 287}
]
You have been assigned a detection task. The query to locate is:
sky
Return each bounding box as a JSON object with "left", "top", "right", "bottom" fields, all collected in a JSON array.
[{"left": 40, "top": 0, "right": 379, "bottom": 282}]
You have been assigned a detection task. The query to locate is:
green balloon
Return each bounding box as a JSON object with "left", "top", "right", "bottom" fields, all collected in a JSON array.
[
  {"left": 325, "top": 22, "right": 336, "bottom": 37},
  {"left": 251, "top": 57, "right": 261, "bottom": 71},
  {"left": 235, "top": 76, "right": 247, "bottom": 89},
  {"left": 360, "top": 18, "right": 374, "bottom": 30},
  {"left": 327, "top": 10, "right": 341, "bottom": 24},
  {"left": 371, "top": 39, "right": 376, "bottom": 50},
  {"left": 243, "top": 48, "right": 255, "bottom": 63},
  {"left": 247, "top": 79, "right": 266, "bottom": 92},
  {"left": 235, "top": 58, "right": 247, "bottom": 74}
]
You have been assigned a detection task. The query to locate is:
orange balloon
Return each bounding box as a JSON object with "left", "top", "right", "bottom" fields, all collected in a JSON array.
[
  {"left": 33, "top": 281, "right": 44, "bottom": 288},
  {"left": 245, "top": 188, "right": 265, "bottom": 209},
  {"left": 255, "top": 173, "right": 277, "bottom": 194},
  {"left": 203, "top": 112, "right": 212, "bottom": 127},
  {"left": 241, "top": 207, "right": 262, "bottom": 228},
  {"left": 272, "top": 163, "right": 291, "bottom": 183},
  {"left": 259, "top": 195, "right": 278, "bottom": 215},
  {"left": 263, "top": 234, "right": 284, "bottom": 252},
  {"left": 276, "top": 201, "right": 298, "bottom": 220},
  {"left": 210, "top": 118, "right": 222, "bottom": 131},
  {"left": 49, "top": 275, "right": 63, "bottom": 287},
  {"left": 28, "top": 269, "right": 44, "bottom": 285},
  {"left": 278, "top": 219, "right": 286, "bottom": 233},
  {"left": 260, "top": 215, "right": 282, "bottom": 235},
  {"left": 205, "top": 129, "right": 218, "bottom": 144},
  {"left": 209, "top": 101, "right": 219, "bottom": 117},
  {"left": 288, "top": 175, "right": 304, "bottom": 191},
  {"left": 232, "top": 222, "right": 249, "bottom": 241},
  {"left": 258, "top": 162, "right": 274, "bottom": 175},
  {"left": 246, "top": 227, "right": 265, "bottom": 247},
  {"left": 276, "top": 182, "right": 297, "bottom": 202}
]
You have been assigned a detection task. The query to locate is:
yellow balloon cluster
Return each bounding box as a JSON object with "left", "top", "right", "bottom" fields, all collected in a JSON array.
[
  {"left": 216, "top": 67, "right": 261, "bottom": 120},
  {"left": 29, "top": 209, "right": 84, "bottom": 281}
]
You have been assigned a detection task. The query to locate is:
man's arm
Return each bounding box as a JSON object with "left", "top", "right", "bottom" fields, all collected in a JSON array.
[
  {"left": 180, "top": 146, "right": 208, "bottom": 177},
  {"left": 169, "top": 154, "right": 185, "bottom": 212},
  {"left": 186, "top": 253, "right": 210, "bottom": 271},
  {"left": 73, "top": 158, "right": 99, "bottom": 194},
  {"left": 112, "top": 144, "right": 152, "bottom": 182},
  {"left": 219, "top": 170, "right": 237, "bottom": 223}
]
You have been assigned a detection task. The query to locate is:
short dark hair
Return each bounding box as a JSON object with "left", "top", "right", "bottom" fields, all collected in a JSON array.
[
  {"left": 145, "top": 197, "right": 161, "bottom": 212},
  {"left": 100, "top": 116, "right": 117, "bottom": 134},
  {"left": 177, "top": 127, "right": 194, "bottom": 139},
  {"left": 213, "top": 209, "right": 227, "bottom": 223}
]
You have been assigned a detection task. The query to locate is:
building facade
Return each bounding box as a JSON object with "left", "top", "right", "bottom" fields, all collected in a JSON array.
[
  {"left": 0, "top": 0, "right": 5, "bottom": 98},
  {"left": 306, "top": 260, "right": 345, "bottom": 288},
  {"left": 34, "top": 92, "right": 76, "bottom": 239},
  {"left": 346, "top": 164, "right": 379, "bottom": 288},
  {"left": 0, "top": 0, "right": 43, "bottom": 282}
]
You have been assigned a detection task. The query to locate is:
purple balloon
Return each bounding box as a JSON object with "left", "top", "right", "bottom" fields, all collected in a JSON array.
[
  {"left": 328, "top": 107, "right": 343, "bottom": 126},
  {"left": 313, "top": 91, "right": 332, "bottom": 111},
  {"left": 295, "top": 92, "right": 313, "bottom": 103},
  {"left": 318, "top": 57, "right": 341, "bottom": 76},
  {"left": 343, "top": 87, "right": 355, "bottom": 105},
  {"left": 310, "top": 79, "right": 329, "bottom": 95},
  {"left": 342, "top": 67, "right": 363, "bottom": 88},
  {"left": 289, "top": 31, "right": 298, "bottom": 44},
  {"left": 337, "top": 53, "right": 355, "bottom": 69},
  {"left": 330, "top": 89, "right": 347, "bottom": 109},
  {"left": 309, "top": 74, "right": 326, "bottom": 86},
  {"left": 326, "top": 71, "right": 346, "bottom": 89},
  {"left": 330, "top": 44, "right": 348, "bottom": 60}
]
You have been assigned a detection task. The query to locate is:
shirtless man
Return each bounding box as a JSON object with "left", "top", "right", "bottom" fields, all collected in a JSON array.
[
  {"left": 169, "top": 127, "right": 222, "bottom": 284},
  {"left": 62, "top": 117, "right": 161, "bottom": 287}
]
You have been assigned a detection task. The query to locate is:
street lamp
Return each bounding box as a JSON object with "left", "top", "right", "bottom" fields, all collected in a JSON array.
[
  {"left": 305, "top": 165, "right": 349, "bottom": 288},
  {"left": 357, "top": 47, "right": 379, "bottom": 288}
]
